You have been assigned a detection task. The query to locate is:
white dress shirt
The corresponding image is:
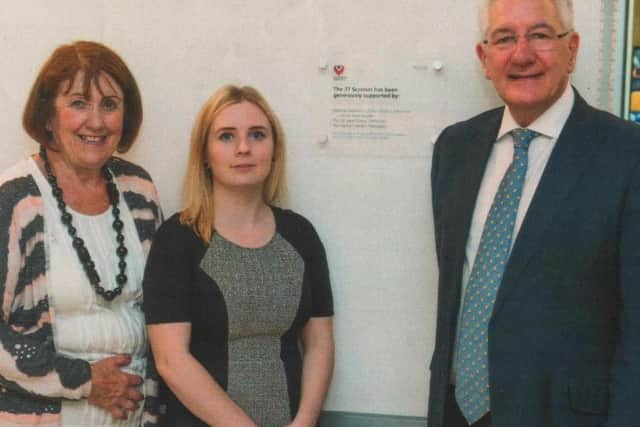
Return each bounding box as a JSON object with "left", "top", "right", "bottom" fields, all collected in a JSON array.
[{"left": 451, "top": 84, "right": 575, "bottom": 382}]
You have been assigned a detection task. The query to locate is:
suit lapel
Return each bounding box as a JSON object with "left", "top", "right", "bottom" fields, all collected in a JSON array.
[{"left": 493, "top": 92, "right": 600, "bottom": 316}]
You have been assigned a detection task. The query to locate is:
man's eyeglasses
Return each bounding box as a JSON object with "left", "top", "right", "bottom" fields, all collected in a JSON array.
[{"left": 483, "top": 29, "right": 572, "bottom": 52}]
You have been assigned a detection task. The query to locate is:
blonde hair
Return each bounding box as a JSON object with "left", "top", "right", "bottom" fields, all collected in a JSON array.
[{"left": 180, "top": 85, "right": 288, "bottom": 243}]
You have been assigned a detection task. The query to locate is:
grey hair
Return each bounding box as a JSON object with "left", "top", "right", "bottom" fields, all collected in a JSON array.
[{"left": 478, "top": 0, "right": 574, "bottom": 38}]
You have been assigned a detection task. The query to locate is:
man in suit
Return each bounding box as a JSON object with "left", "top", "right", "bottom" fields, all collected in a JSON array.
[{"left": 428, "top": 1, "right": 640, "bottom": 426}]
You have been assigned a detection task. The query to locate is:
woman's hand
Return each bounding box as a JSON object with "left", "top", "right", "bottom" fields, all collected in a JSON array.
[
  {"left": 149, "top": 322, "right": 258, "bottom": 426},
  {"left": 88, "top": 354, "right": 144, "bottom": 420},
  {"left": 283, "top": 420, "right": 314, "bottom": 427}
]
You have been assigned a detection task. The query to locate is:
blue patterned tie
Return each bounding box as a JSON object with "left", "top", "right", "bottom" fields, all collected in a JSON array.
[{"left": 453, "top": 128, "right": 539, "bottom": 424}]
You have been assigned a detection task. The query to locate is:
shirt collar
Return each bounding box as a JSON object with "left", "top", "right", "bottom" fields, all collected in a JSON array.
[{"left": 497, "top": 84, "right": 575, "bottom": 141}]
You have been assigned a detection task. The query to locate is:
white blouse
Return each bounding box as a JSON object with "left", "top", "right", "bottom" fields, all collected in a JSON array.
[{"left": 29, "top": 158, "right": 147, "bottom": 427}]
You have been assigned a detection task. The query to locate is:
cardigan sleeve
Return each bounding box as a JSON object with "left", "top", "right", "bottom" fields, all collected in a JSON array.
[{"left": 0, "top": 171, "right": 92, "bottom": 401}]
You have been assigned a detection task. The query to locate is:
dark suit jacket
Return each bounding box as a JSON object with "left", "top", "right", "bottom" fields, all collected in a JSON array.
[{"left": 428, "top": 90, "right": 640, "bottom": 427}]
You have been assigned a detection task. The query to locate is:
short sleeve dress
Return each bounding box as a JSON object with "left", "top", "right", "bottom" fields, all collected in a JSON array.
[{"left": 143, "top": 207, "right": 333, "bottom": 427}]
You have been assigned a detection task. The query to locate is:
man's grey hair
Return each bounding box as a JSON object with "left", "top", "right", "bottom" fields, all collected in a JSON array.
[{"left": 478, "top": 0, "right": 574, "bottom": 38}]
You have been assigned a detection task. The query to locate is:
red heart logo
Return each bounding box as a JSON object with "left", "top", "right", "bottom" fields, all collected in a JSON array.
[{"left": 333, "top": 65, "right": 345, "bottom": 76}]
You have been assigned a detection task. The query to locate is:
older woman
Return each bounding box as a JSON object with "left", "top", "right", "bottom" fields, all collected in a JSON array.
[
  {"left": 0, "top": 41, "right": 163, "bottom": 426},
  {"left": 143, "top": 85, "right": 334, "bottom": 427}
]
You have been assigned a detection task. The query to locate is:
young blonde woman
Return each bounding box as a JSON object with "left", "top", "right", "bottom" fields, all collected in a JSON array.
[{"left": 143, "top": 85, "right": 334, "bottom": 427}]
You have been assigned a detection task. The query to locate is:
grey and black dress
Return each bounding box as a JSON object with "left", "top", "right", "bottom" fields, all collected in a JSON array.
[{"left": 143, "top": 207, "right": 333, "bottom": 427}]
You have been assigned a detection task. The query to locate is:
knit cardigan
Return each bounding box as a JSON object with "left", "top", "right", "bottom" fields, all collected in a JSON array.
[{"left": 0, "top": 156, "right": 163, "bottom": 426}]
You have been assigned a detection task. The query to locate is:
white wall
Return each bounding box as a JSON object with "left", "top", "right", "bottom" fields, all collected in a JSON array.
[{"left": 0, "top": 0, "right": 611, "bottom": 417}]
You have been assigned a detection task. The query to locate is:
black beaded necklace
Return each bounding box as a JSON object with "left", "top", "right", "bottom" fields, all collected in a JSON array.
[{"left": 40, "top": 147, "right": 128, "bottom": 301}]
